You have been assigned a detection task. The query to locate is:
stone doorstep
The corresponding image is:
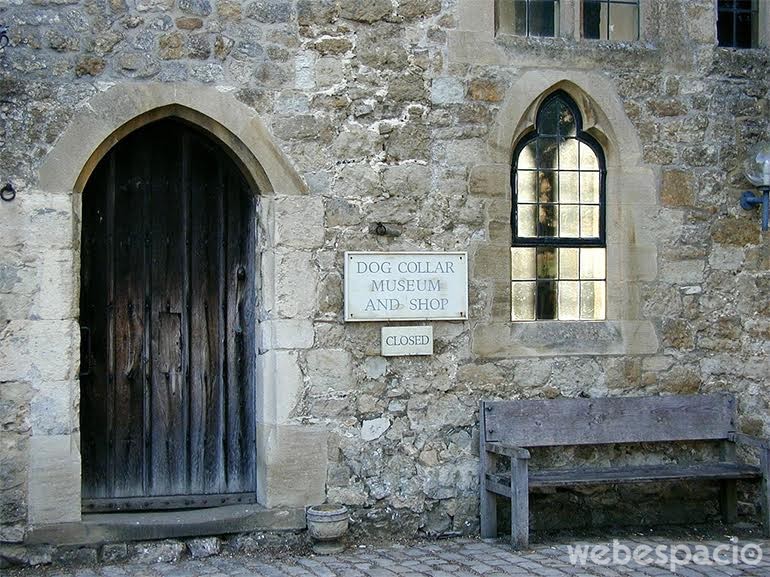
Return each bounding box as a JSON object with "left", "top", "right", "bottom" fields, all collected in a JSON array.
[{"left": 24, "top": 504, "right": 306, "bottom": 547}]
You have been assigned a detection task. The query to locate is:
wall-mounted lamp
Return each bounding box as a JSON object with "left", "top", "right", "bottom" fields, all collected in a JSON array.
[{"left": 740, "top": 142, "right": 770, "bottom": 232}]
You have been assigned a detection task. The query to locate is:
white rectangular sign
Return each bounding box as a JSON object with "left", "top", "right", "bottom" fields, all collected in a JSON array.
[
  {"left": 382, "top": 326, "right": 433, "bottom": 356},
  {"left": 344, "top": 252, "right": 468, "bottom": 322}
]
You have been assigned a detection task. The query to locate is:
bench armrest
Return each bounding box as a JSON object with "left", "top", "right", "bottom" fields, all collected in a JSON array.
[
  {"left": 729, "top": 432, "right": 770, "bottom": 450},
  {"left": 485, "top": 442, "right": 530, "bottom": 460}
]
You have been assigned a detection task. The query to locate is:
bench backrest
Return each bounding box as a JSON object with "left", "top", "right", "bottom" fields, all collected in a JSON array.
[{"left": 482, "top": 393, "right": 736, "bottom": 448}]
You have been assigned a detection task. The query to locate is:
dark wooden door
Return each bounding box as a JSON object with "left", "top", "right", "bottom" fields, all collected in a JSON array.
[{"left": 80, "top": 118, "right": 257, "bottom": 511}]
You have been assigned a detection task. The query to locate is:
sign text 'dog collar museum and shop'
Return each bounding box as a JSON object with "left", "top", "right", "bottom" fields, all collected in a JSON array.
[{"left": 344, "top": 252, "right": 469, "bottom": 322}]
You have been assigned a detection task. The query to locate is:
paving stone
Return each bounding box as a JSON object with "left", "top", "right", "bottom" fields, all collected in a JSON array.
[{"left": 9, "top": 537, "right": 770, "bottom": 577}]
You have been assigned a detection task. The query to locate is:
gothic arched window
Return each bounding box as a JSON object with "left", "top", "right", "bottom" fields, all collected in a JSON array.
[{"left": 511, "top": 91, "right": 607, "bottom": 321}]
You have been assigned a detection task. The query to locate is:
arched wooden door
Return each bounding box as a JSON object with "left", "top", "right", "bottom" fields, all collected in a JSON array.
[{"left": 80, "top": 118, "right": 257, "bottom": 511}]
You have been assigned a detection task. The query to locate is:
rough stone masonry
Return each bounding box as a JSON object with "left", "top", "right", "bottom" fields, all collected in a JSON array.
[{"left": 0, "top": 0, "right": 769, "bottom": 552}]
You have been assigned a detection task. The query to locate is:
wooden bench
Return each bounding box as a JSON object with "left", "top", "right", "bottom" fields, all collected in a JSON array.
[{"left": 479, "top": 393, "right": 770, "bottom": 548}]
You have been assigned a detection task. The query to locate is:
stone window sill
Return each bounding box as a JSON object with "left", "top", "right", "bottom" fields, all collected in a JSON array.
[{"left": 471, "top": 320, "right": 658, "bottom": 357}]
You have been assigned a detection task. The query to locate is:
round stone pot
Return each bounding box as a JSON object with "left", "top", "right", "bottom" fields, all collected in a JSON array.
[{"left": 306, "top": 504, "right": 349, "bottom": 554}]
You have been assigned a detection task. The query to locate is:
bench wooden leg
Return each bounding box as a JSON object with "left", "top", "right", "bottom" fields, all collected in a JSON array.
[
  {"left": 480, "top": 450, "right": 497, "bottom": 539},
  {"left": 720, "top": 480, "right": 738, "bottom": 524},
  {"left": 510, "top": 456, "right": 529, "bottom": 549},
  {"left": 760, "top": 448, "right": 770, "bottom": 537},
  {"left": 720, "top": 441, "right": 737, "bottom": 524}
]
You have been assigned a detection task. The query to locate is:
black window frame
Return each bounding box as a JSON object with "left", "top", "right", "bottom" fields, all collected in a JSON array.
[
  {"left": 511, "top": 90, "right": 607, "bottom": 249},
  {"left": 582, "top": 0, "right": 640, "bottom": 41},
  {"left": 717, "top": 0, "right": 759, "bottom": 49},
  {"left": 496, "top": 0, "right": 560, "bottom": 38}
]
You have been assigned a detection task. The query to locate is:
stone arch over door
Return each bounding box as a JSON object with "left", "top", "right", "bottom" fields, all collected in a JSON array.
[{"left": 31, "top": 84, "right": 327, "bottom": 527}]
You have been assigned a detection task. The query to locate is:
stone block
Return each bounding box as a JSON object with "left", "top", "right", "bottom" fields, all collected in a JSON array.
[
  {"left": 317, "top": 272, "right": 343, "bottom": 315},
  {"left": 28, "top": 435, "right": 81, "bottom": 524},
  {"left": 294, "top": 53, "right": 316, "bottom": 90},
  {"left": 274, "top": 195, "right": 324, "bottom": 250},
  {"left": 334, "top": 164, "right": 383, "bottom": 198},
  {"left": 711, "top": 216, "right": 760, "bottom": 247},
  {"left": 261, "top": 319, "right": 314, "bottom": 350},
  {"left": 356, "top": 24, "right": 408, "bottom": 70},
  {"left": 306, "top": 349, "right": 353, "bottom": 392},
  {"left": 709, "top": 245, "right": 744, "bottom": 270},
  {"left": 245, "top": 0, "right": 290, "bottom": 22},
  {"left": 257, "top": 423, "right": 327, "bottom": 507},
  {"left": 660, "top": 169, "right": 695, "bottom": 207},
  {"left": 659, "top": 259, "right": 705, "bottom": 284},
  {"left": 35, "top": 249, "right": 76, "bottom": 320},
  {"left": 457, "top": 0, "right": 494, "bottom": 33},
  {"left": 434, "top": 138, "right": 488, "bottom": 167},
  {"left": 447, "top": 31, "right": 504, "bottom": 65},
  {"left": 385, "top": 123, "right": 430, "bottom": 161},
  {"left": 381, "top": 164, "right": 431, "bottom": 196},
  {"left": 0, "top": 320, "right": 79, "bottom": 383},
  {"left": 0, "top": 382, "right": 31, "bottom": 434},
  {"left": 274, "top": 249, "right": 317, "bottom": 319},
  {"left": 325, "top": 198, "right": 361, "bottom": 227},
  {"left": 274, "top": 351, "right": 304, "bottom": 422},
  {"left": 361, "top": 417, "right": 390, "bottom": 441},
  {"left": 468, "top": 164, "right": 509, "bottom": 197},
  {"left": 339, "top": 0, "right": 391, "bottom": 23},
  {"left": 100, "top": 543, "right": 128, "bottom": 563},
  {"left": 471, "top": 243, "right": 509, "bottom": 280},
  {"left": 398, "top": 0, "right": 441, "bottom": 19},
  {"left": 0, "top": 192, "right": 73, "bottom": 249},
  {"left": 31, "top": 381, "right": 73, "bottom": 436},
  {"left": 467, "top": 77, "right": 506, "bottom": 102},
  {"left": 131, "top": 540, "right": 185, "bottom": 563},
  {"left": 431, "top": 77, "right": 464, "bottom": 104},
  {"left": 187, "top": 536, "right": 221, "bottom": 558},
  {"left": 332, "top": 125, "right": 382, "bottom": 160}
]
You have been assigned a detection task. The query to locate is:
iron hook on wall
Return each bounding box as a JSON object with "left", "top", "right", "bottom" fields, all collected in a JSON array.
[
  {"left": 1, "top": 183, "right": 16, "bottom": 202},
  {"left": 0, "top": 26, "right": 8, "bottom": 49}
]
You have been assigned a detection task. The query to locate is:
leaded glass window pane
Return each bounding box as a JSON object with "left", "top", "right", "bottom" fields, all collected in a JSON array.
[
  {"left": 718, "top": 0, "right": 759, "bottom": 48},
  {"left": 509, "top": 247, "right": 607, "bottom": 321},
  {"left": 497, "top": 0, "right": 560, "bottom": 38},
  {"left": 583, "top": 0, "right": 639, "bottom": 41},
  {"left": 511, "top": 91, "right": 607, "bottom": 321}
]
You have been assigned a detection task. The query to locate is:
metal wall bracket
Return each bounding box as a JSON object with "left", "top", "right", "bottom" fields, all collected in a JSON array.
[
  {"left": 0, "top": 183, "right": 15, "bottom": 202},
  {"left": 740, "top": 187, "right": 770, "bottom": 232}
]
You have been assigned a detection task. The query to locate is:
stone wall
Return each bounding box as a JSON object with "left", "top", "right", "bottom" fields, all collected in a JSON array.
[{"left": 1, "top": 0, "right": 769, "bottom": 544}]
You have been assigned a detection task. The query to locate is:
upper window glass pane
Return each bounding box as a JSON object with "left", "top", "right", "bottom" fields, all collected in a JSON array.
[
  {"left": 513, "top": 95, "right": 604, "bottom": 244},
  {"left": 583, "top": 0, "right": 639, "bottom": 41},
  {"left": 511, "top": 92, "right": 607, "bottom": 321},
  {"left": 497, "top": 0, "right": 560, "bottom": 37},
  {"left": 718, "top": 0, "right": 759, "bottom": 48}
]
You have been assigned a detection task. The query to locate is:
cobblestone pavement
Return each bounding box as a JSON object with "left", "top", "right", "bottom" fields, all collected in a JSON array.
[{"left": 15, "top": 538, "right": 770, "bottom": 577}]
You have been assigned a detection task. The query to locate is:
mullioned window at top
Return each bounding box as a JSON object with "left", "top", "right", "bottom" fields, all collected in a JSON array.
[
  {"left": 582, "top": 0, "right": 639, "bottom": 41},
  {"left": 511, "top": 92, "right": 607, "bottom": 321},
  {"left": 717, "top": 0, "right": 760, "bottom": 48},
  {"left": 497, "top": 0, "right": 560, "bottom": 37},
  {"left": 495, "top": 0, "right": 639, "bottom": 41}
]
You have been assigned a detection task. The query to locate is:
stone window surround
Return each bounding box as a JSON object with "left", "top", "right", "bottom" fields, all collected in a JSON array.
[
  {"left": 470, "top": 70, "right": 659, "bottom": 358},
  {"left": 461, "top": 0, "right": 770, "bottom": 48},
  {"left": 28, "top": 83, "right": 328, "bottom": 528}
]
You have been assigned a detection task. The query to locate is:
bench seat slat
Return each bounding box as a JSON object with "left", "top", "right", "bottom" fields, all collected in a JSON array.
[{"left": 486, "top": 462, "right": 760, "bottom": 493}]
